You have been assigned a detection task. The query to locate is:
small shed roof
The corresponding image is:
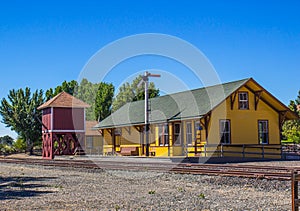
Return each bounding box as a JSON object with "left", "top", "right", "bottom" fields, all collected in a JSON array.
[
  {"left": 38, "top": 92, "right": 90, "bottom": 110},
  {"left": 85, "top": 121, "right": 101, "bottom": 136}
]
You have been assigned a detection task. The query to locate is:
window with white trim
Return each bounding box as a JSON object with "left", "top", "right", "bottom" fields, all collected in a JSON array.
[
  {"left": 186, "top": 122, "right": 192, "bottom": 145},
  {"left": 220, "top": 120, "right": 231, "bottom": 144},
  {"left": 158, "top": 123, "right": 169, "bottom": 146},
  {"left": 238, "top": 92, "right": 249, "bottom": 110},
  {"left": 173, "top": 123, "right": 181, "bottom": 145},
  {"left": 258, "top": 120, "right": 269, "bottom": 144}
]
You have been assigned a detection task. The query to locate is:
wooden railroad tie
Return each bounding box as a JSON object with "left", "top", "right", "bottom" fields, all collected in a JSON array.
[{"left": 292, "top": 170, "right": 300, "bottom": 211}]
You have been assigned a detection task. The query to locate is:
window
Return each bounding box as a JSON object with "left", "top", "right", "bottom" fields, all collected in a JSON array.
[
  {"left": 186, "top": 122, "right": 192, "bottom": 145},
  {"left": 220, "top": 120, "right": 231, "bottom": 144},
  {"left": 173, "top": 123, "right": 181, "bottom": 145},
  {"left": 158, "top": 123, "right": 169, "bottom": 146},
  {"left": 258, "top": 120, "right": 269, "bottom": 144},
  {"left": 115, "top": 128, "right": 122, "bottom": 136},
  {"left": 238, "top": 92, "right": 249, "bottom": 110},
  {"left": 194, "top": 120, "right": 201, "bottom": 140},
  {"left": 86, "top": 136, "right": 93, "bottom": 149}
]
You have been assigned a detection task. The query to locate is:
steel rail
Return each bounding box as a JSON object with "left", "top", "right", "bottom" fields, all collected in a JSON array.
[
  {"left": 2, "top": 156, "right": 299, "bottom": 171},
  {"left": 0, "top": 157, "right": 297, "bottom": 180}
]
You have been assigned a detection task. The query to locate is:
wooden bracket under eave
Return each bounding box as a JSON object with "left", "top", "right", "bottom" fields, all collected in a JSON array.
[
  {"left": 124, "top": 126, "right": 131, "bottom": 134},
  {"left": 134, "top": 125, "right": 144, "bottom": 133},
  {"left": 98, "top": 129, "right": 104, "bottom": 136},
  {"left": 254, "top": 90, "right": 263, "bottom": 110},
  {"left": 230, "top": 92, "right": 237, "bottom": 110},
  {"left": 107, "top": 128, "right": 113, "bottom": 136},
  {"left": 200, "top": 112, "right": 211, "bottom": 140},
  {"left": 279, "top": 110, "right": 288, "bottom": 127}
]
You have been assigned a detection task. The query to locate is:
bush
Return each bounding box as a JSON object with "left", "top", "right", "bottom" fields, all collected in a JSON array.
[
  {"left": 13, "top": 138, "right": 26, "bottom": 152},
  {"left": 0, "top": 144, "right": 16, "bottom": 154}
]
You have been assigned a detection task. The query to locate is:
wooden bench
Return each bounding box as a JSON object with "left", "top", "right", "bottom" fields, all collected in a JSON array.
[{"left": 120, "top": 147, "right": 138, "bottom": 156}]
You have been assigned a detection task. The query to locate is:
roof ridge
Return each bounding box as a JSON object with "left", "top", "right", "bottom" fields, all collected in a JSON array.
[
  {"left": 47, "top": 91, "right": 65, "bottom": 106},
  {"left": 38, "top": 91, "right": 90, "bottom": 110},
  {"left": 162, "top": 77, "right": 251, "bottom": 96},
  {"left": 124, "top": 78, "right": 251, "bottom": 105}
]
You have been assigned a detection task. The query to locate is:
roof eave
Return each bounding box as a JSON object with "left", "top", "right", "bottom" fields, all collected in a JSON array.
[{"left": 95, "top": 114, "right": 205, "bottom": 129}]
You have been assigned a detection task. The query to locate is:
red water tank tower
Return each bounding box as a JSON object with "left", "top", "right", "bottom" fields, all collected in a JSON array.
[{"left": 37, "top": 92, "right": 90, "bottom": 159}]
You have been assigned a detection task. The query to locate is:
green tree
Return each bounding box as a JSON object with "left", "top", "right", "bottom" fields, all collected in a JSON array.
[
  {"left": 45, "top": 80, "right": 78, "bottom": 100},
  {"left": 45, "top": 88, "right": 54, "bottom": 101},
  {"left": 0, "top": 135, "right": 14, "bottom": 146},
  {"left": 282, "top": 91, "right": 300, "bottom": 143},
  {"left": 46, "top": 79, "right": 94, "bottom": 120},
  {"left": 94, "top": 82, "right": 114, "bottom": 121},
  {"left": 112, "top": 75, "right": 159, "bottom": 112},
  {"left": 46, "top": 79, "right": 116, "bottom": 121},
  {"left": 60, "top": 80, "right": 78, "bottom": 96},
  {"left": 75, "top": 78, "right": 99, "bottom": 120},
  {"left": 0, "top": 88, "right": 44, "bottom": 155}
]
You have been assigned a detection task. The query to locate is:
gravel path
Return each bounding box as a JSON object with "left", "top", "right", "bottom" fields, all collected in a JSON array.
[{"left": 0, "top": 162, "right": 294, "bottom": 210}]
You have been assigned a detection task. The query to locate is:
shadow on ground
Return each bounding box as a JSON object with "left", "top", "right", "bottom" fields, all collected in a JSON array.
[{"left": 0, "top": 176, "right": 57, "bottom": 200}]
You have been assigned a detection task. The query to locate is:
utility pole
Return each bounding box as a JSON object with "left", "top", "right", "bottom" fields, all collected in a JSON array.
[{"left": 140, "top": 71, "right": 160, "bottom": 156}]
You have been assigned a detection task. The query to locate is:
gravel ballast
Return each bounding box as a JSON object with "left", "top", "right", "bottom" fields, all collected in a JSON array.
[{"left": 0, "top": 162, "right": 294, "bottom": 210}]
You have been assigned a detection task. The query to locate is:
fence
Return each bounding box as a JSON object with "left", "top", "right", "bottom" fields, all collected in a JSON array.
[{"left": 190, "top": 144, "right": 283, "bottom": 159}]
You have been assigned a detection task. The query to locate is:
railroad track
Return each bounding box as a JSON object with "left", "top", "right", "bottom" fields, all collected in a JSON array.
[{"left": 0, "top": 157, "right": 298, "bottom": 180}]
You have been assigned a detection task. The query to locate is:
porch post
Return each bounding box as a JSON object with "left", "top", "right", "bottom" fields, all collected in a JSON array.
[
  {"left": 112, "top": 128, "right": 116, "bottom": 155},
  {"left": 167, "top": 123, "right": 170, "bottom": 157},
  {"left": 140, "top": 126, "right": 144, "bottom": 156}
]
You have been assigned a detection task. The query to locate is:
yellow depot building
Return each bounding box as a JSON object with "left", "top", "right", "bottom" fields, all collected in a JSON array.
[{"left": 94, "top": 78, "right": 298, "bottom": 159}]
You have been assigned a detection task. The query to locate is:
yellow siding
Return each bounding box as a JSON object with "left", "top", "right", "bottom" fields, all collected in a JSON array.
[
  {"left": 102, "top": 130, "right": 113, "bottom": 155},
  {"left": 103, "top": 130, "right": 112, "bottom": 145},
  {"left": 154, "top": 147, "right": 169, "bottom": 156},
  {"left": 208, "top": 86, "right": 280, "bottom": 145},
  {"left": 103, "top": 126, "right": 157, "bottom": 155},
  {"left": 172, "top": 146, "right": 183, "bottom": 156}
]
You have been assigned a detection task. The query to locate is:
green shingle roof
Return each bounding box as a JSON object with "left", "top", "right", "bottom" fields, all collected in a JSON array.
[{"left": 95, "top": 78, "right": 250, "bottom": 129}]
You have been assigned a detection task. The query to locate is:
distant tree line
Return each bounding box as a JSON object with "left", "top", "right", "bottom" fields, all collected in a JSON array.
[
  {"left": 0, "top": 135, "right": 13, "bottom": 146},
  {"left": 0, "top": 76, "right": 159, "bottom": 155},
  {"left": 0, "top": 135, "right": 26, "bottom": 154}
]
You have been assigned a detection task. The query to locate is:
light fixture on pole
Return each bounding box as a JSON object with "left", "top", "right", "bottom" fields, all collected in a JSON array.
[{"left": 138, "top": 71, "right": 161, "bottom": 156}]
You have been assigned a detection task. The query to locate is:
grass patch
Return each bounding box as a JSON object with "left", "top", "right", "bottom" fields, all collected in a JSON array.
[
  {"left": 178, "top": 187, "right": 184, "bottom": 192},
  {"left": 54, "top": 184, "right": 63, "bottom": 189},
  {"left": 115, "top": 204, "right": 120, "bottom": 211},
  {"left": 198, "top": 193, "right": 205, "bottom": 199},
  {"left": 148, "top": 190, "right": 155, "bottom": 194}
]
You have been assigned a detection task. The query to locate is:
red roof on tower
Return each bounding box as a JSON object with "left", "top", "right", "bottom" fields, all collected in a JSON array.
[{"left": 37, "top": 91, "right": 90, "bottom": 110}]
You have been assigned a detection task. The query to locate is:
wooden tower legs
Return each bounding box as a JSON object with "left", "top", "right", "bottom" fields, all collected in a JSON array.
[{"left": 42, "top": 132, "right": 85, "bottom": 159}]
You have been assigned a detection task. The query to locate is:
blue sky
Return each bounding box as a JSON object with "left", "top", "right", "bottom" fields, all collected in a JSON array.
[{"left": 0, "top": 0, "right": 299, "bottom": 138}]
